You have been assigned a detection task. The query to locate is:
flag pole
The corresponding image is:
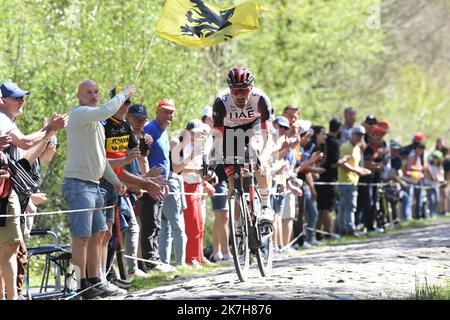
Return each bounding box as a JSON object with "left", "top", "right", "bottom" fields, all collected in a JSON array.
[{"left": 134, "top": 33, "right": 156, "bottom": 84}]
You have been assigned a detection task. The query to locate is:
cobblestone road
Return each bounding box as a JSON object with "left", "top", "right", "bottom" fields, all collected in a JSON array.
[{"left": 120, "top": 222, "right": 450, "bottom": 300}]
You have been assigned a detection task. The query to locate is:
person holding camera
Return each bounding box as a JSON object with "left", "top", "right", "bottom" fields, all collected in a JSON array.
[
  {"left": 171, "top": 119, "right": 215, "bottom": 267},
  {"left": 1, "top": 82, "right": 66, "bottom": 300}
]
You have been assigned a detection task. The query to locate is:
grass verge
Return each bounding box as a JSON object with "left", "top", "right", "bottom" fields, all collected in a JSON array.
[
  {"left": 412, "top": 279, "right": 450, "bottom": 300},
  {"left": 319, "top": 214, "right": 450, "bottom": 247},
  {"left": 130, "top": 264, "right": 226, "bottom": 291}
]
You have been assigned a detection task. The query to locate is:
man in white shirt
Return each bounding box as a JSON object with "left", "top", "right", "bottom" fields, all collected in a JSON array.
[{"left": 62, "top": 80, "right": 133, "bottom": 299}]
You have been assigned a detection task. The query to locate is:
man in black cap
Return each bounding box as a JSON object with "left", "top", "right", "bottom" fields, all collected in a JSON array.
[
  {"left": 100, "top": 88, "right": 170, "bottom": 285},
  {"left": 362, "top": 114, "right": 377, "bottom": 144}
]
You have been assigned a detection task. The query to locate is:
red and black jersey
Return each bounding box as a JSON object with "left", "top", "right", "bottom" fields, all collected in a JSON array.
[{"left": 102, "top": 117, "right": 138, "bottom": 177}]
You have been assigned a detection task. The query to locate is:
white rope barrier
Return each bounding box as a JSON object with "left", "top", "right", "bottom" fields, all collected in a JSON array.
[
  {"left": 0, "top": 179, "right": 444, "bottom": 218},
  {"left": 0, "top": 205, "right": 115, "bottom": 218},
  {"left": 123, "top": 254, "right": 172, "bottom": 267}
]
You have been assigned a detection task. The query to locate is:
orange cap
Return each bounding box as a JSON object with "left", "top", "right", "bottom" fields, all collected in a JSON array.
[
  {"left": 157, "top": 99, "right": 176, "bottom": 111},
  {"left": 413, "top": 132, "right": 426, "bottom": 142},
  {"left": 371, "top": 125, "right": 387, "bottom": 136},
  {"left": 377, "top": 119, "right": 390, "bottom": 130}
]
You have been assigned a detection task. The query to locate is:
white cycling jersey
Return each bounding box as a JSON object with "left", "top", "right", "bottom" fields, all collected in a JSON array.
[{"left": 213, "top": 87, "right": 272, "bottom": 129}]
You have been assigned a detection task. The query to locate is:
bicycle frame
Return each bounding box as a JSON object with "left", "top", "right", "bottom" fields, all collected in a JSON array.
[{"left": 227, "top": 154, "right": 273, "bottom": 281}]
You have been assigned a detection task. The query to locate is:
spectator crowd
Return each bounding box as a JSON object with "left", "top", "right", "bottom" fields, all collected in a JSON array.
[{"left": 0, "top": 78, "right": 449, "bottom": 300}]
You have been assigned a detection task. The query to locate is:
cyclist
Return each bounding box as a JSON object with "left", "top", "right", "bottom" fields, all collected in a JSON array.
[{"left": 211, "top": 66, "right": 274, "bottom": 224}]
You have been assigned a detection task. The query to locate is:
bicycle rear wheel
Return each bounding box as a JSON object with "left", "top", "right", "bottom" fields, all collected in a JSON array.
[{"left": 229, "top": 189, "right": 250, "bottom": 282}]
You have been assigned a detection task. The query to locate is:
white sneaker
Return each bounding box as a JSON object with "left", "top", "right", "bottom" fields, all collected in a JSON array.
[
  {"left": 222, "top": 253, "right": 233, "bottom": 260},
  {"left": 152, "top": 261, "right": 177, "bottom": 273},
  {"left": 272, "top": 248, "right": 284, "bottom": 260},
  {"left": 209, "top": 252, "right": 223, "bottom": 263},
  {"left": 375, "top": 227, "right": 385, "bottom": 233},
  {"left": 188, "top": 259, "right": 203, "bottom": 269},
  {"left": 302, "top": 242, "right": 313, "bottom": 249},
  {"left": 259, "top": 207, "right": 274, "bottom": 224},
  {"left": 280, "top": 246, "right": 296, "bottom": 255},
  {"left": 217, "top": 254, "right": 233, "bottom": 265},
  {"left": 100, "top": 281, "right": 127, "bottom": 296},
  {"left": 128, "top": 268, "right": 150, "bottom": 278}
]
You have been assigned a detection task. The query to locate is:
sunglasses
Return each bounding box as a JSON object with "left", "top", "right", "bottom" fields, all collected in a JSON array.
[
  {"left": 123, "top": 100, "right": 131, "bottom": 106},
  {"left": 8, "top": 97, "right": 24, "bottom": 101},
  {"left": 230, "top": 87, "right": 251, "bottom": 96}
]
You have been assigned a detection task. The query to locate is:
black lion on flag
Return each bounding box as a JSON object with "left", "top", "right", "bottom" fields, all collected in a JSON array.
[{"left": 180, "top": 0, "right": 235, "bottom": 38}]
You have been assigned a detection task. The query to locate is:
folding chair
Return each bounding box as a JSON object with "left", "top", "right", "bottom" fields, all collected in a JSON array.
[{"left": 25, "top": 228, "right": 75, "bottom": 300}]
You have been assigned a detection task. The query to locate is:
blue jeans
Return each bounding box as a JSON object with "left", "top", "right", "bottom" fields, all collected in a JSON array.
[
  {"left": 99, "top": 180, "right": 118, "bottom": 224},
  {"left": 401, "top": 185, "right": 413, "bottom": 220},
  {"left": 120, "top": 196, "right": 140, "bottom": 273},
  {"left": 62, "top": 177, "right": 107, "bottom": 237},
  {"left": 159, "top": 176, "right": 186, "bottom": 264},
  {"left": 337, "top": 184, "right": 357, "bottom": 234},
  {"left": 427, "top": 184, "right": 440, "bottom": 217},
  {"left": 414, "top": 183, "right": 424, "bottom": 219},
  {"left": 304, "top": 187, "right": 318, "bottom": 243}
]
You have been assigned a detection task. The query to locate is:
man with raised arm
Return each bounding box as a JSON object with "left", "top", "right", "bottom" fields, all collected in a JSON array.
[{"left": 62, "top": 80, "right": 133, "bottom": 299}]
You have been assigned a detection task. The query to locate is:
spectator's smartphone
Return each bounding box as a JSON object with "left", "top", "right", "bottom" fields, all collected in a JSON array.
[{"left": 139, "top": 138, "right": 149, "bottom": 156}]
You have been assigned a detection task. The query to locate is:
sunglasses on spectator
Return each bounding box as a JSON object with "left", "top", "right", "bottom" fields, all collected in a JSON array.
[
  {"left": 124, "top": 100, "right": 131, "bottom": 106},
  {"left": 230, "top": 87, "right": 251, "bottom": 96},
  {"left": 5, "top": 96, "right": 24, "bottom": 102}
]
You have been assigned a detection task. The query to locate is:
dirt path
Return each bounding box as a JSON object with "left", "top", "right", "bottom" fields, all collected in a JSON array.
[{"left": 121, "top": 222, "right": 450, "bottom": 300}]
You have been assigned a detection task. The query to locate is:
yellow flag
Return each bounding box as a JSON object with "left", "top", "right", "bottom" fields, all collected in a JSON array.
[{"left": 156, "top": 0, "right": 263, "bottom": 48}]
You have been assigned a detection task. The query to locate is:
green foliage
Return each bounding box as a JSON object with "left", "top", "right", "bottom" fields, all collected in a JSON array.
[
  {"left": 413, "top": 279, "right": 450, "bottom": 300},
  {"left": 243, "top": 0, "right": 385, "bottom": 122},
  {"left": 378, "top": 65, "right": 450, "bottom": 145},
  {"left": 1, "top": 0, "right": 448, "bottom": 242}
]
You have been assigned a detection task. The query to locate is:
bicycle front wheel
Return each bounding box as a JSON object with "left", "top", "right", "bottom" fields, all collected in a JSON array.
[
  {"left": 228, "top": 189, "right": 250, "bottom": 282},
  {"left": 255, "top": 223, "right": 274, "bottom": 276}
]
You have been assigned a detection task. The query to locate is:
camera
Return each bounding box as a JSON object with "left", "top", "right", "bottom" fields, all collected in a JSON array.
[
  {"left": 139, "top": 138, "right": 149, "bottom": 157},
  {"left": 0, "top": 157, "right": 8, "bottom": 170}
]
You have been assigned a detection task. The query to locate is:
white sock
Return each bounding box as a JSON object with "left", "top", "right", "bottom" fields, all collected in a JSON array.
[
  {"left": 260, "top": 188, "right": 271, "bottom": 208},
  {"left": 98, "top": 266, "right": 105, "bottom": 282},
  {"left": 102, "top": 267, "right": 107, "bottom": 282}
]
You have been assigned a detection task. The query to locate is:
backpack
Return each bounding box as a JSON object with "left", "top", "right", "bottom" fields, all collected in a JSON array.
[{"left": 5, "top": 153, "right": 39, "bottom": 217}]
